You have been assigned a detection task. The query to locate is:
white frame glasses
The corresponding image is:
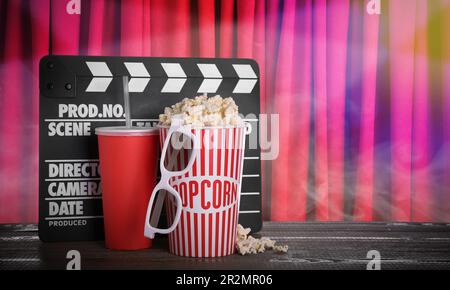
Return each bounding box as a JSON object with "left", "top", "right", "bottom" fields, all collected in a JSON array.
[{"left": 144, "top": 122, "right": 199, "bottom": 239}]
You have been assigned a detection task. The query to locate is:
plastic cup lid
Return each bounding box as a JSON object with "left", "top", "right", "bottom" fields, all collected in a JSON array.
[{"left": 95, "top": 126, "right": 159, "bottom": 136}]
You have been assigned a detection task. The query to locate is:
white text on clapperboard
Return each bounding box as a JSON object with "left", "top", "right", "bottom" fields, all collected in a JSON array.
[
  {"left": 46, "top": 161, "right": 101, "bottom": 226},
  {"left": 47, "top": 104, "right": 124, "bottom": 136}
]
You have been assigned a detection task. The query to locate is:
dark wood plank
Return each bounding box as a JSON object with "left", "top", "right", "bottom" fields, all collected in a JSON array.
[{"left": 1, "top": 222, "right": 450, "bottom": 270}]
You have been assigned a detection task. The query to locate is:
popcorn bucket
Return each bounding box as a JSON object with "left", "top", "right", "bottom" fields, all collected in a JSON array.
[{"left": 144, "top": 123, "right": 250, "bottom": 257}]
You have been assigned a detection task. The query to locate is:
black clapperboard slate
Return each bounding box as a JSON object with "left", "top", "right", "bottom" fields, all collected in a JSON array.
[{"left": 39, "top": 55, "right": 262, "bottom": 242}]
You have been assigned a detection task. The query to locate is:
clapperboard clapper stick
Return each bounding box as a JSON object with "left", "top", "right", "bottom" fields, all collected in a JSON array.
[{"left": 39, "top": 55, "right": 262, "bottom": 242}]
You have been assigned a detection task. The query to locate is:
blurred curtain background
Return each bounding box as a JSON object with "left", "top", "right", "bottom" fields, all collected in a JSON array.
[{"left": 0, "top": 0, "right": 449, "bottom": 223}]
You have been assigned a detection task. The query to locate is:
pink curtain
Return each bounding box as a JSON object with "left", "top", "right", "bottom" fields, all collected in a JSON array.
[{"left": 1, "top": 0, "right": 450, "bottom": 223}]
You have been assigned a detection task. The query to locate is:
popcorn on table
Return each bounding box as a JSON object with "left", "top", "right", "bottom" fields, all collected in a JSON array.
[
  {"left": 235, "top": 224, "right": 288, "bottom": 255},
  {"left": 159, "top": 95, "right": 243, "bottom": 126}
]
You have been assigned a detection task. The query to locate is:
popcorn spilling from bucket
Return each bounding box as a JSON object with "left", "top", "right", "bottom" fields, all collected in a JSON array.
[
  {"left": 235, "top": 224, "right": 288, "bottom": 255},
  {"left": 159, "top": 95, "right": 243, "bottom": 126}
]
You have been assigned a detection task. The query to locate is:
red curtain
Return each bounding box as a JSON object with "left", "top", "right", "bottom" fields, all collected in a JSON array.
[{"left": 1, "top": 0, "right": 450, "bottom": 223}]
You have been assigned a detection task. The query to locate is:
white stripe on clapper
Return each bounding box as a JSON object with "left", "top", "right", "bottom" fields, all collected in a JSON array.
[
  {"left": 161, "top": 63, "right": 187, "bottom": 93},
  {"left": 197, "top": 64, "right": 223, "bottom": 93},
  {"left": 124, "top": 62, "right": 150, "bottom": 92},
  {"left": 85, "top": 62, "right": 113, "bottom": 92},
  {"left": 232, "top": 64, "right": 258, "bottom": 94}
]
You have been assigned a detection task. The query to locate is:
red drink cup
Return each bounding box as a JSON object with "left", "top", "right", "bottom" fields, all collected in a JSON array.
[{"left": 96, "top": 126, "right": 159, "bottom": 250}]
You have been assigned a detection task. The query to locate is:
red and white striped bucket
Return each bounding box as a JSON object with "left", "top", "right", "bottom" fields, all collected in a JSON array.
[{"left": 159, "top": 125, "right": 248, "bottom": 257}]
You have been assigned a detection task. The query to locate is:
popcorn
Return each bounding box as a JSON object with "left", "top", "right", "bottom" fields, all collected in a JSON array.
[
  {"left": 273, "top": 244, "right": 289, "bottom": 253},
  {"left": 159, "top": 95, "right": 243, "bottom": 127},
  {"left": 236, "top": 224, "right": 251, "bottom": 241},
  {"left": 235, "top": 224, "right": 288, "bottom": 256}
]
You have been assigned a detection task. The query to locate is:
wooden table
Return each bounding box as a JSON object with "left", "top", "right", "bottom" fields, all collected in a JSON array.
[{"left": 1, "top": 222, "right": 450, "bottom": 270}]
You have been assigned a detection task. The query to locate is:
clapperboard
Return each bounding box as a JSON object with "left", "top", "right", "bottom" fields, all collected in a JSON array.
[{"left": 39, "top": 55, "right": 262, "bottom": 242}]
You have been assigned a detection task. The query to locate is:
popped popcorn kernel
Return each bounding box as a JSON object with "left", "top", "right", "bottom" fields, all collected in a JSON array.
[
  {"left": 273, "top": 244, "right": 289, "bottom": 253},
  {"left": 235, "top": 224, "right": 288, "bottom": 256}
]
